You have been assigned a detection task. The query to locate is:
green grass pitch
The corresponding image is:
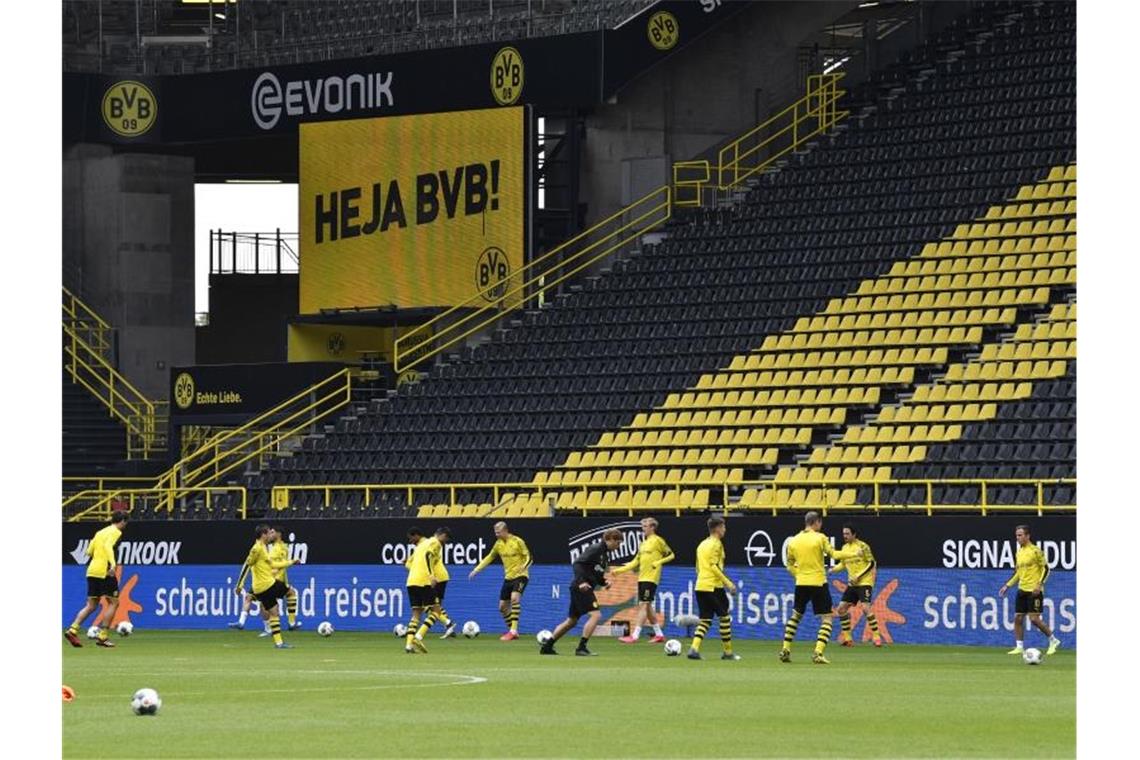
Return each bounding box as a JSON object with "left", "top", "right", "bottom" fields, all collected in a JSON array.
[{"left": 63, "top": 631, "right": 1074, "bottom": 758}]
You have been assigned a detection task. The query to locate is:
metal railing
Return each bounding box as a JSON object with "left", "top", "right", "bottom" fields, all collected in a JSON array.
[
  {"left": 210, "top": 230, "right": 299, "bottom": 275},
  {"left": 62, "top": 288, "right": 167, "bottom": 459},
  {"left": 268, "top": 477, "right": 1076, "bottom": 518},
  {"left": 156, "top": 369, "right": 355, "bottom": 492},
  {"left": 64, "top": 486, "right": 248, "bottom": 522},
  {"left": 717, "top": 72, "right": 847, "bottom": 190},
  {"left": 394, "top": 185, "right": 672, "bottom": 372},
  {"left": 672, "top": 160, "right": 711, "bottom": 208}
]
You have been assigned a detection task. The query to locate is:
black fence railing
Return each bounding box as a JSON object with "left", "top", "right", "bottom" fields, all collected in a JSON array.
[{"left": 210, "top": 230, "right": 299, "bottom": 275}]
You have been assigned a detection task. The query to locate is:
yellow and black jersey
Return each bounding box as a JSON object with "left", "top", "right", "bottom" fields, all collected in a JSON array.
[
  {"left": 616, "top": 534, "right": 675, "bottom": 584},
  {"left": 833, "top": 538, "right": 876, "bottom": 588},
  {"left": 405, "top": 538, "right": 437, "bottom": 586},
  {"left": 85, "top": 525, "right": 122, "bottom": 579},
  {"left": 785, "top": 529, "right": 861, "bottom": 586},
  {"left": 424, "top": 536, "right": 450, "bottom": 583},
  {"left": 1006, "top": 542, "right": 1049, "bottom": 592},
  {"left": 240, "top": 541, "right": 293, "bottom": 594},
  {"left": 269, "top": 541, "right": 291, "bottom": 585},
  {"left": 695, "top": 536, "right": 731, "bottom": 592},
  {"left": 473, "top": 535, "right": 532, "bottom": 580}
]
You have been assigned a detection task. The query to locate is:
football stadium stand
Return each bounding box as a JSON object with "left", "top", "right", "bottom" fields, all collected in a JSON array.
[
  {"left": 66, "top": 1, "right": 1075, "bottom": 520},
  {"left": 64, "top": 0, "right": 654, "bottom": 74}
]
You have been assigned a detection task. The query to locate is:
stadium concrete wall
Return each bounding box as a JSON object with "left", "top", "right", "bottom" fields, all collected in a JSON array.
[{"left": 62, "top": 516, "right": 1076, "bottom": 646}]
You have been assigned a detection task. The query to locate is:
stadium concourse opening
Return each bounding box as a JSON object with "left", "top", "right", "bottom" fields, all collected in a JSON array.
[{"left": 61, "top": 1, "right": 1076, "bottom": 757}]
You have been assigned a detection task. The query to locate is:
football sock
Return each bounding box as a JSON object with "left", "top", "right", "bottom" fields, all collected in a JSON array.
[
  {"left": 416, "top": 612, "right": 438, "bottom": 640},
  {"left": 866, "top": 611, "right": 881, "bottom": 637},
  {"left": 237, "top": 610, "right": 248, "bottom": 627},
  {"left": 815, "top": 619, "right": 833, "bottom": 655},
  {"left": 501, "top": 608, "right": 511, "bottom": 629},
  {"left": 783, "top": 610, "right": 803, "bottom": 649},
  {"left": 406, "top": 612, "right": 422, "bottom": 648},
  {"left": 67, "top": 624, "right": 80, "bottom": 635},
  {"left": 437, "top": 608, "right": 452, "bottom": 627},
  {"left": 631, "top": 626, "right": 642, "bottom": 639},
  {"left": 1015, "top": 639, "right": 1024, "bottom": 649},
  {"left": 840, "top": 613, "right": 853, "bottom": 637},
  {"left": 97, "top": 627, "right": 109, "bottom": 641},
  {"left": 269, "top": 615, "right": 283, "bottom": 646},
  {"left": 509, "top": 603, "right": 521, "bottom": 632},
  {"left": 719, "top": 618, "right": 733, "bottom": 654},
  {"left": 286, "top": 593, "right": 298, "bottom": 627},
  {"left": 692, "top": 618, "right": 711, "bottom": 652},
  {"left": 652, "top": 624, "right": 663, "bottom": 636},
  {"left": 577, "top": 636, "right": 590, "bottom": 651}
]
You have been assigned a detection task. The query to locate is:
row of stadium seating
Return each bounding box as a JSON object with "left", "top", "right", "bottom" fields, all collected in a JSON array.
[{"left": 160, "top": 0, "right": 1074, "bottom": 521}]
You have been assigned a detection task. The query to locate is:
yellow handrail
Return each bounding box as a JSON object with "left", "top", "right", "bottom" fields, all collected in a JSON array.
[
  {"left": 63, "top": 322, "right": 165, "bottom": 458},
  {"left": 65, "top": 486, "right": 247, "bottom": 522},
  {"left": 156, "top": 369, "right": 354, "bottom": 491},
  {"left": 717, "top": 72, "right": 847, "bottom": 190},
  {"left": 269, "top": 477, "right": 1076, "bottom": 518},
  {"left": 62, "top": 287, "right": 167, "bottom": 459},
  {"left": 394, "top": 185, "right": 672, "bottom": 372},
  {"left": 672, "top": 160, "right": 711, "bottom": 208}
]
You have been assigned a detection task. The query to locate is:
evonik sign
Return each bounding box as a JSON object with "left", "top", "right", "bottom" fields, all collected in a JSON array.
[{"left": 251, "top": 71, "right": 395, "bottom": 130}]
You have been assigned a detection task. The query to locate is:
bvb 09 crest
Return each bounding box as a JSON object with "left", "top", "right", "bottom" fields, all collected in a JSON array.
[{"left": 174, "top": 372, "right": 195, "bottom": 410}]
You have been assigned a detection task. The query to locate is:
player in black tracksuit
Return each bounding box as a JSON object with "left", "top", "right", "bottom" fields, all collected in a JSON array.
[{"left": 540, "top": 530, "right": 624, "bottom": 656}]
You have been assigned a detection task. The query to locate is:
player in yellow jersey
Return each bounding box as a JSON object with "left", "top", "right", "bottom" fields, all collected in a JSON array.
[
  {"left": 829, "top": 524, "right": 883, "bottom": 648},
  {"left": 687, "top": 516, "right": 740, "bottom": 661},
  {"left": 65, "top": 511, "right": 128, "bottom": 648},
  {"left": 270, "top": 526, "right": 302, "bottom": 631},
  {"left": 410, "top": 527, "right": 459, "bottom": 643},
  {"left": 403, "top": 526, "right": 442, "bottom": 653},
  {"left": 780, "top": 511, "right": 864, "bottom": 664},
  {"left": 235, "top": 524, "right": 300, "bottom": 649},
  {"left": 614, "top": 517, "right": 675, "bottom": 643},
  {"left": 469, "top": 521, "right": 532, "bottom": 641},
  {"left": 998, "top": 524, "right": 1061, "bottom": 656}
]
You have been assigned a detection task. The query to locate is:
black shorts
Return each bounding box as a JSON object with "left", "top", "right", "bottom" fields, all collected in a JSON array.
[
  {"left": 499, "top": 577, "right": 528, "bottom": 601},
  {"left": 407, "top": 585, "right": 436, "bottom": 608},
  {"left": 434, "top": 581, "right": 448, "bottom": 604},
  {"left": 1015, "top": 590, "right": 1044, "bottom": 615},
  {"left": 86, "top": 576, "right": 119, "bottom": 599},
  {"left": 841, "top": 585, "right": 873, "bottom": 606},
  {"left": 696, "top": 589, "right": 730, "bottom": 619},
  {"left": 637, "top": 581, "right": 658, "bottom": 603},
  {"left": 794, "top": 585, "right": 833, "bottom": 616},
  {"left": 568, "top": 586, "right": 600, "bottom": 618},
  {"left": 255, "top": 580, "right": 289, "bottom": 610}
]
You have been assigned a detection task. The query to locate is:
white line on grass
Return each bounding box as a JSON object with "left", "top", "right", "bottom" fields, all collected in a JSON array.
[{"left": 72, "top": 671, "right": 488, "bottom": 701}]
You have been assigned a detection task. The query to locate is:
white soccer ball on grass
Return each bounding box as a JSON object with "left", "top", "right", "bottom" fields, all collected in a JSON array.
[
  {"left": 116, "top": 621, "right": 134, "bottom": 637},
  {"left": 86, "top": 625, "right": 101, "bottom": 640},
  {"left": 393, "top": 623, "right": 408, "bottom": 637},
  {"left": 1023, "top": 647, "right": 1042, "bottom": 665},
  {"left": 131, "top": 688, "right": 162, "bottom": 716},
  {"left": 317, "top": 621, "right": 334, "bottom": 637},
  {"left": 664, "top": 639, "right": 682, "bottom": 656},
  {"left": 462, "top": 620, "right": 480, "bottom": 638},
  {"left": 536, "top": 629, "right": 553, "bottom": 645}
]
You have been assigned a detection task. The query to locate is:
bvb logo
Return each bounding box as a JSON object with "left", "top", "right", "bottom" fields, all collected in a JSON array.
[
  {"left": 101, "top": 81, "right": 158, "bottom": 138},
  {"left": 647, "top": 11, "right": 679, "bottom": 51},
  {"left": 476, "top": 247, "right": 511, "bottom": 302},
  {"left": 490, "top": 46, "right": 524, "bottom": 106},
  {"left": 174, "top": 372, "right": 195, "bottom": 410},
  {"left": 326, "top": 332, "right": 346, "bottom": 356}
]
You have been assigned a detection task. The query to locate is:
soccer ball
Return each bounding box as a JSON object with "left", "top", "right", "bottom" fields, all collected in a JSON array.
[
  {"left": 462, "top": 621, "right": 480, "bottom": 638},
  {"left": 393, "top": 623, "right": 408, "bottom": 637},
  {"left": 664, "top": 639, "right": 682, "bottom": 656},
  {"left": 536, "top": 629, "right": 553, "bottom": 645},
  {"left": 116, "top": 621, "right": 134, "bottom": 637},
  {"left": 1023, "top": 647, "right": 1043, "bottom": 665},
  {"left": 130, "top": 688, "right": 162, "bottom": 716},
  {"left": 86, "top": 625, "right": 101, "bottom": 640},
  {"left": 317, "top": 621, "right": 334, "bottom": 637}
]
